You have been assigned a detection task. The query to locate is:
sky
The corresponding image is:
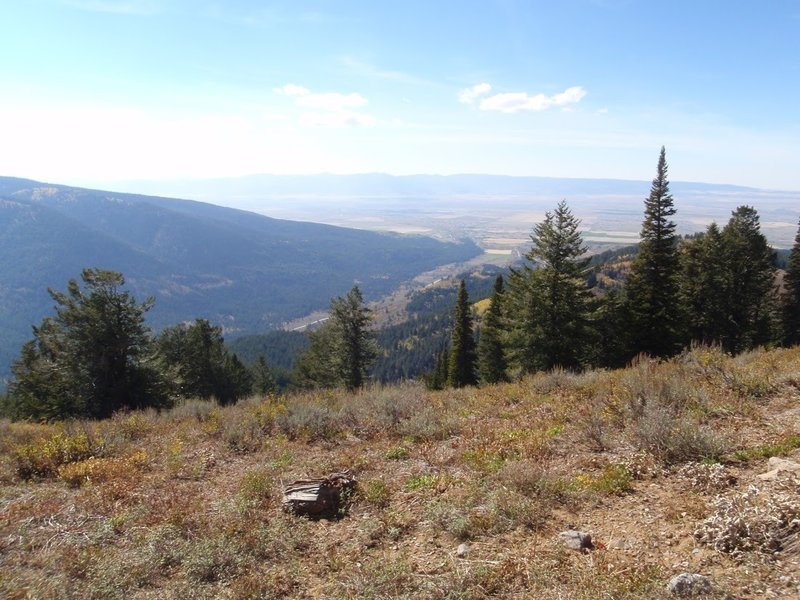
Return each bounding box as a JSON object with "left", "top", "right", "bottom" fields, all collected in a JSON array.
[{"left": 1, "top": 0, "right": 799, "bottom": 189}]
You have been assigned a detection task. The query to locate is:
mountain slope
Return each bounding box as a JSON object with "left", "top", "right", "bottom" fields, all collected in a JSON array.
[{"left": 0, "top": 177, "right": 480, "bottom": 382}]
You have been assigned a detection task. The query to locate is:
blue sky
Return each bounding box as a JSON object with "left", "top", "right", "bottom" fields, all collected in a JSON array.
[{"left": 1, "top": 0, "right": 798, "bottom": 188}]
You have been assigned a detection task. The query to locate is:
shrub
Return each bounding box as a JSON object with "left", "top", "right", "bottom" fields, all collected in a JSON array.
[
  {"left": 627, "top": 403, "right": 727, "bottom": 464},
  {"left": 58, "top": 450, "right": 148, "bottom": 487},
  {"left": 13, "top": 428, "right": 105, "bottom": 479},
  {"left": 361, "top": 478, "right": 392, "bottom": 507},
  {"left": 384, "top": 446, "right": 409, "bottom": 460},
  {"left": 694, "top": 478, "right": 800, "bottom": 559},
  {"left": 236, "top": 468, "right": 274, "bottom": 511},
  {"left": 183, "top": 535, "right": 243, "bottom": 583}
]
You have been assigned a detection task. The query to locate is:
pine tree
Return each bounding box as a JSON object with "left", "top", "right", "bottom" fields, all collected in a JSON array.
[
  {"left": 252, "top": 355, "right": 277, "bottom": 396},
  {"left": 329, "top": 285, "right": 377, "bottom": 391},
  {"left": 293, "top": 285, "right": 377, "bottom": 391},
  {"left": 7, "top": 269, "right": 166, "bottom": 420},
  {"left": 679, "top": 223, "right": 730, "bottom": 345},
  {"left": 720, "top": 206, "right": 776, "bottom": 352},
  {"left": 506, "top": 200, "right": 594, "bottom": 373},
  {"left": 625, "top": 146, "right": 681, "bottom": 357},
  {"left": 781, "top": 218, "right": 800, "bottom": 346},
  {"left": 292, "top": 322, "right": 339, "bottom": 389},
  {"left": 156, "top": 318, "right": 253, "bottom": 405},
  {"left": 477, "top": 275, "right": 509, "bottom": 384},
  {"left": 447, "top": 280, "right": 477, "bottom": 387},
  {"left": 423, "top": 345, "right": 449, "bottom": 390},
  {"left": 593, "top": 288, "right": 631, "bottom": 368}
]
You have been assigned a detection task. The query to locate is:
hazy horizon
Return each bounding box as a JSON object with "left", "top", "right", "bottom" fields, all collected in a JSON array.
[{"left": 1, "top": 1, "right": 798, "bottom": 189}]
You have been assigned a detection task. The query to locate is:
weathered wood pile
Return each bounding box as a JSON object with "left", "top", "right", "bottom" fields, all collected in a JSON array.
[{"left": 282, "top": 470, "right": 357, "bottom": 520}]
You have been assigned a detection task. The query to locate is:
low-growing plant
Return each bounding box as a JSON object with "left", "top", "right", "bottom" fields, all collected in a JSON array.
[
  {"left": 361, "top": 478, "right": 392, "bottom": 507},
  {"left": 427, "top": 500, "right": 472, "bottom": 540},
  {"left": 627, "top": 403, "right": 727, "bottom": 464},
  {"left": 581, "top": 463, "right": 633, "bottom": 495},
  {"left": 384, "top": 446, "right": 409, "bottom": 460},
  {"left": 236, "top": 468, "right": 274, "bottom": 511},
  {"left": 694, "top": 478, "right": 800, "bottom": 559},
  {"left": 12, "top": 428, "right": 105, "bottom": 479},
  {"left": 405, "top": 473, "right": 441, "bottom": 492},
  {"left": 183, "top": 535, "right": 244, "bottom": 583},
  {"left": 732, "top": 433, "right": 800, "bottom": 462},
  {"left": 58, "top": 450, "right": 148, "bottom": 487}
]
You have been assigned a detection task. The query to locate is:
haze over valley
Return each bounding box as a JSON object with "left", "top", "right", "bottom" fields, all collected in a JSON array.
[{"left": 119, "top": 173, "right": 800, "bottom": 252}]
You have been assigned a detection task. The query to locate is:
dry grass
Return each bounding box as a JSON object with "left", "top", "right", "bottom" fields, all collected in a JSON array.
[{"left": 1, "top": 346, "right": 799, "bottom": 599}]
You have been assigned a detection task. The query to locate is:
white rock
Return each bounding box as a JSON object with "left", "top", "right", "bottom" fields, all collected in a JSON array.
[{"left": 667, "top": 573, "right": 712, "bottom": 597}]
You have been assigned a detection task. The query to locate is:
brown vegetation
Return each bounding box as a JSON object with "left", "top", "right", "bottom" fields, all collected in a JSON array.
[{"left": 1, "top": 345, "right": 799, "bottom": 598}]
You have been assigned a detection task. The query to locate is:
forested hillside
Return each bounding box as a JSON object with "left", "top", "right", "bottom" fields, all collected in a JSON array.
[{"left": 0, "top": 177, "right": 480, "bottom": 383}]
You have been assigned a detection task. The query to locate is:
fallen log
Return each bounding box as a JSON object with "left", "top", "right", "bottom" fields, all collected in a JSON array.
[{"left": 282, "top": 470, "right": 357, "bottom": 520}]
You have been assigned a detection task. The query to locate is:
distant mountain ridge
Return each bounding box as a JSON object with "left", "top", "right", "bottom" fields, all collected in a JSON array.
[
  {"left": 0, "top": 177, "right": 480, "bottom": 384},
  {"left": 113, "top": 173, "right": 774, "bottom": 203}
]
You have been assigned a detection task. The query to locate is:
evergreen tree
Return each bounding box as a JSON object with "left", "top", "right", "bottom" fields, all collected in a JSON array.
[
  {"left": 678, "top": 223, "right": 731, "bottom": 345},
  {"left": 7, "top": 269, "right": 166, "bottom": 420},
  {"left": 423, "top": 345, "right": 449, "bottom": 390},
  {"left": 477, "top": 275, "right": 509, "bottom": 384},
  {"left": 781, "top": 218, "right": 800, "bottom": 346},
  {"left": 593, "top": 289, "right": 631, "bottom": 369},
  {"left": 156, "top": 318, "right": 253, "bottom": 405},
  {"left": 447, "top": 280, "right": 477, "bottom": 387},
  {"left": 292, "top": 285, "right": 377, "bottom": 391},
  {"left": 292, "top": 322, "right": 339, "bottom": 389},
  {"left": 720, "top": 206, "right": 776, "bottom": 352},
  {"left": 506, "top": 200, "right": 594, "bottom": 373},
  {"left": 329, "top": 285, "right": 378, "bottom": 391},
  {"left": 625, "top": 146, "right": 681, "bottom": 358},
  {"left": 252, "top": 355, "right": 277, "bottom": 396}
]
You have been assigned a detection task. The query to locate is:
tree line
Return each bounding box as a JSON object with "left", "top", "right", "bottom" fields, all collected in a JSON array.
[
  {"left": 3, "top": 146, "right": 799, "bottom": 419},
  {"left": 437, "top": 147, "right": 800, "bottom": 388}
]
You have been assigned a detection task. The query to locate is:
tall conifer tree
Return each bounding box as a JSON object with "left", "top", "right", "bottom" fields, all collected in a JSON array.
[
  {"left": 477, "top": 275, "right": 509, "bottom": 384},
  {"left": 679, "top": 223, "right": 730, "bottom": 346},
  {"left": 781, "top": 218, "right": 800, "bottom": 346},
  {"left": 447, "top": 280, "right": 477, "bottom": 387},
  {"left": 292, "top": 285, "right": 377, "bottom": 391},
  {"left": 626, "top": 146, "right": 681, "bottom": 357},
  {"left": 506, "top": 200, "right": 594, "bottom": 372},
  {"left": 8, "top": 269, "right": 166, "bottom": 420},
  {"left": 720, "top": 206, "right": 775, "bottom": 353}
]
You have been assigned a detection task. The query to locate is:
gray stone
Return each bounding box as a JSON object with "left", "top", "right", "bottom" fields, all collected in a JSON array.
[
  {"left": 456, "top": 543, "right": 470, "bottom": 557},
  {"left": 667, "top": 573, "right": 712, "bottom": 597},
  {"left": 558, "top": 530, "right": 593, "bottom": 551},
  {"left": 758, "top": 457, "right": 800, "bottom": 481}
]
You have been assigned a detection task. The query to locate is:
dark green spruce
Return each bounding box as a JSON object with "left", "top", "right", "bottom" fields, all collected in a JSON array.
[
  {"left": 625, "top": 146, "right": 681, "bottom": 358},
  {"left": 293, "top": 285, "right": 377, "bottom": 391},
  {"left": 678, "top": 222, "right": 730, "bottom": 346},
  {"left": 447, "top": 280, "right": 478, "bottom": 387},
  {"left": 781, "top": 218, "right": 800, "bottom": 346},
  {"left": 6, "top": 269, "right": 167, "bottom": 420},
  {"left": 720, "top": 206, "right": 776, "bottom": 353},
  {"left": 155, "top": 318, "right": 252, "bottom": 405},
  {"left": 506, "top": 200, "right": 594, "bottom": 373},
  {"left": 477, "top": 275, "right": 509, "bottom": 384}
]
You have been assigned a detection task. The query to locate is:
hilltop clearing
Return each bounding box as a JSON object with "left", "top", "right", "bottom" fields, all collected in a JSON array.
[{"left": 1, "top": 345, "right": 799, "bottom": 598}]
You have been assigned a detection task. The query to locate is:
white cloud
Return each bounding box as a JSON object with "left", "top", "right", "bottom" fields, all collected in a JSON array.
[
  {"left": 479, "top": 86, "right": 587, "bottom": 113},
  {"left": 458, "top": 83, "right": 492, "bottom": 104},
  {"left": 277, "top": 83, "right": 310, "bottom": 97},
  {"left": 276, "top": 83, "right": 375, "bottom": 128}
]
